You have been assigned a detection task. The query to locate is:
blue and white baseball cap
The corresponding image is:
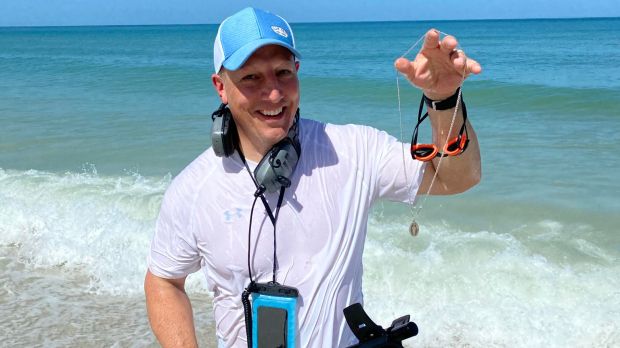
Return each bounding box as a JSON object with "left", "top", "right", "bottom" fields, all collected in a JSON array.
[{"left": 213, "top": 7, "right": 301, "bottom": 73}]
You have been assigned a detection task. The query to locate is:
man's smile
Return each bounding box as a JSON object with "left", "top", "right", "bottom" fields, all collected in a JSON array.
[{"left": 257, "top": 106, "right": 287, "bottom": 119}]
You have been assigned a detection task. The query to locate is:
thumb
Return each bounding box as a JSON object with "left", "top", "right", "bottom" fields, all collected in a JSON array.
[{"left": 394, "top": 57, "right": 416, "bottom": 81}]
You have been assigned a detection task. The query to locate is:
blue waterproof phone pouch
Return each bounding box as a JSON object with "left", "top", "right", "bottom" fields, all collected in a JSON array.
[{"left": 249, "top": 282, "right": 298, "bottom": 348}]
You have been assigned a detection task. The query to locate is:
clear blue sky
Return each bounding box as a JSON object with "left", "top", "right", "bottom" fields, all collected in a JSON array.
[{"left": 1, "top": 0, "right": 619, "bottom": 27}]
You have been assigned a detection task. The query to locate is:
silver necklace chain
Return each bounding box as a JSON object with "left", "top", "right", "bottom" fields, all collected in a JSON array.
[{"left": 396, "top": 31, "right": 467, "bottom": 236}]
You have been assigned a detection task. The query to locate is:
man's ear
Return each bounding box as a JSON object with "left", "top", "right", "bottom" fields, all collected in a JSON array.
[
  {"left": 211, "top": 73, "right": 228, "bottom": 104},
  {"left": 295, "top": 61, "right": 300, "bottom": 71}
]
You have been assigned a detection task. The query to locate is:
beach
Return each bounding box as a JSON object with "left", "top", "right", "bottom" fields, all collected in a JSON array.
[{"left": 1, "top": 18, "right": 619, "bottom": 347}]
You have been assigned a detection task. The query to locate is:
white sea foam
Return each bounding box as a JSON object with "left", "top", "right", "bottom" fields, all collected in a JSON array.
[
  {"left": 362, "top": 215, "right": 620, "bottom": 347},
  {"left": 0, "top": 168, "right": 213, "bottom": 295},
  {"left": 2, "top": 168, "right": 160, "bottom": 293}
]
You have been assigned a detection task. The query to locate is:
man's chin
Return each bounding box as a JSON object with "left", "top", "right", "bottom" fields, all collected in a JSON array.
[{"left": 264, "top": 130, "right": 289, "bottom": 146}]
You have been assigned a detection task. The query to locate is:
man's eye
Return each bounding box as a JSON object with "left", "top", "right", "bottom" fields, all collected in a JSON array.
[
  {"left": 277, "top": 69, "right": 292, "bottom": 77},
  {"left": 242, "top": 74, "right": 257, "bottom": 81}
]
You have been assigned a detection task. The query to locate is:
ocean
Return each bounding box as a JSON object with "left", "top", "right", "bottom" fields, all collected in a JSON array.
[{"left": 1, "top": 17, "right": 619, "bottom": 347}]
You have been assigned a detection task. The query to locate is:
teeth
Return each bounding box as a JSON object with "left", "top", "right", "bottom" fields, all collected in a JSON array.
[{"left": 260, "top": 107, "right": 283, "bottom": 116}]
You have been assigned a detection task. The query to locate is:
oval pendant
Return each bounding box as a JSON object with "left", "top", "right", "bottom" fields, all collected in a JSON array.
[{"left": 409, "top": 221, "right": 419, "bottom": 237}]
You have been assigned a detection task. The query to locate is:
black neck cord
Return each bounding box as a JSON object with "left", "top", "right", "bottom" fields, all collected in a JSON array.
[
  {"left": 247, "top": 194, "right": 260, "bottom": 283},
  {"left": 242, "top": 185, "right": 284, "bottom": 348},
  {"left": 240, "top": 152, "right": 286, "bottom": 284}
]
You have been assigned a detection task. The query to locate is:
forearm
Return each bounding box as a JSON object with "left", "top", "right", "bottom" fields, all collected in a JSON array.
[
  {"left": 145, "top": 270, "right": 198, "bottom": 348},
  {"left": 427, "top": 105, "right": 481, "bottom": 194}
]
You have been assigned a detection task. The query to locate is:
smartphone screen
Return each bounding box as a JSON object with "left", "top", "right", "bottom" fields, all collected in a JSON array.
[{"left": 257, "top": 306, "right": 288, "bottom": 347}]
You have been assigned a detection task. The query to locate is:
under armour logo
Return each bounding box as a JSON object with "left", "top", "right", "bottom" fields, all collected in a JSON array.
[{"left": 223, "top": 207, "right": 244, "bottom": 224}]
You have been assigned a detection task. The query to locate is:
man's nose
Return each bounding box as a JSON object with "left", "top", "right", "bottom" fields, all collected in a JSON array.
[{"left": 264, "top": 75, "right": 283, "bottom": 103}]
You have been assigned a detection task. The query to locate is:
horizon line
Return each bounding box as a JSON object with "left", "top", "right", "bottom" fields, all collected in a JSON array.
[{"left": 1, "top": 15, "right": 618, "bottom": 29}]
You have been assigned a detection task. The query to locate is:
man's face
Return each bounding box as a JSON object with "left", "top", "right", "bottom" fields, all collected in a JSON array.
[{"left": 212, "top": 45, "right": 300, "bottom": 160}]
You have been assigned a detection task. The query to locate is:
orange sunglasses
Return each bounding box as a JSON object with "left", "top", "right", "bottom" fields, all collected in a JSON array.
[{"left": 410, "top": 95, "right": 469, "bottom": 162}]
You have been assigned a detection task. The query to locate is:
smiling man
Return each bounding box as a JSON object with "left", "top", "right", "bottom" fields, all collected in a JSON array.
[
  {"left": 213, "top": 44, "right": 300, "bottom": 163},
  {"left": 145, "top": 7, "right": 481, "bottom": 348}
]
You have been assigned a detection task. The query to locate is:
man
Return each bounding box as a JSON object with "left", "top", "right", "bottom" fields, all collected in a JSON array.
[{"left": 145, "top": 7, "right": 481, "bottom": 348}]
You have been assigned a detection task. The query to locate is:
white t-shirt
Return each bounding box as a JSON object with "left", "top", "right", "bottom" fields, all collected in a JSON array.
[{"left": 148, "top": 118, "right": 425, "bottom": 347}]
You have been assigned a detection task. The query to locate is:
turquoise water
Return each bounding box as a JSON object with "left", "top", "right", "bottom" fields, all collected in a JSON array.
[{"left": 1, "top": 18, "right": 619, "bottom": 347}]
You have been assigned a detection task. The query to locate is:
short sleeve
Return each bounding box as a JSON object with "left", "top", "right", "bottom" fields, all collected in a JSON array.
[
  {"left": 147, "top": 178, "right": 202, "bottom": 279},
  {"left": 374, "top": 130, "right": 426, "bottom": 203}
]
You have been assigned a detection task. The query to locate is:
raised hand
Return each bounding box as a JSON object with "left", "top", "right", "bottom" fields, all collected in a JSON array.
[{"left": 395, "top": 29, "right": 482, "bottom": 100}]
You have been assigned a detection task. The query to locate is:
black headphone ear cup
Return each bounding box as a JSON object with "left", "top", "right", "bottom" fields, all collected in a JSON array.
[
  {"left": 225, "top": 116, "right": 238, "bottom": 157},
  {"left": 211, "top": 108, "right": 237, "bottom": 157},
  {"left": 253, "top": 138, "right": 300, "bottom": 193}
]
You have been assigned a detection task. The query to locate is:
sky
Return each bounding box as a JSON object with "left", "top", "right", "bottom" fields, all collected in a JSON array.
[{"left": 0, "top": 0, "right": 619, "bottom": 27}]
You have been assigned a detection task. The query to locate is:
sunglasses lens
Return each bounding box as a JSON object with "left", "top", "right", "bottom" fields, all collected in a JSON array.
[
  {"left": 411, "top": 145, "right": 438, "bottom": 161},
  {"left": 415, "top": 148, "right": 434, "bottom": 157},
  {"left": 444, "top": 135, "right": 468, "bottom": 155},
  {"left": 445, "top": 141, "right": 461, "bottom": 153}
]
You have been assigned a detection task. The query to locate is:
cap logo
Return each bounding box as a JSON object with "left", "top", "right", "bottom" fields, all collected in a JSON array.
[{"left": 271, "top": 26, "right": 288, "bottom": 38}]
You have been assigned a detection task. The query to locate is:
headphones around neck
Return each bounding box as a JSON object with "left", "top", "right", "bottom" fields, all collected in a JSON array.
[{"left": 211, "top": 103, "right": 301, "bottom": 193}]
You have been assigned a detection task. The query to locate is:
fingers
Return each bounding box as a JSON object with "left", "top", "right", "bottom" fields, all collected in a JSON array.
[
  {"left": 422, "top": 29, "right": 440, "bottom": 50},
  {"left": 450, "top": 49, "right": 483, "bottom": 75},
  {"left": 394, "top": 57, "right": 416, "bottom": 80},
  {"left": 423, "top": 28, "right": 458, "bottom": 53},
  {"left": 396, "top": 28, "right": 483, "bottom": 84},
  {"left": 467, "top": 57, "right": 483, "bottom": 75},
  {"left": 440, "top": 35, "right": 458, "bottom": 54},
  {"left": 450, "top": 49, "right": 467, "bottom": 71}
]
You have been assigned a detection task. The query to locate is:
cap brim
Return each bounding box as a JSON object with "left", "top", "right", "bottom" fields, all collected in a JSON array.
[{"left": 222, "top": 39, "right": 302, "bottom": 71}]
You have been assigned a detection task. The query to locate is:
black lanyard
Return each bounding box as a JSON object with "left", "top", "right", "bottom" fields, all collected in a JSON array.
[
  {"left": 239, "top": 151, "right": 286, "bottom": 283},
  {"left": 238, "top": 149, "right": 291, "bottom": 348}
]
